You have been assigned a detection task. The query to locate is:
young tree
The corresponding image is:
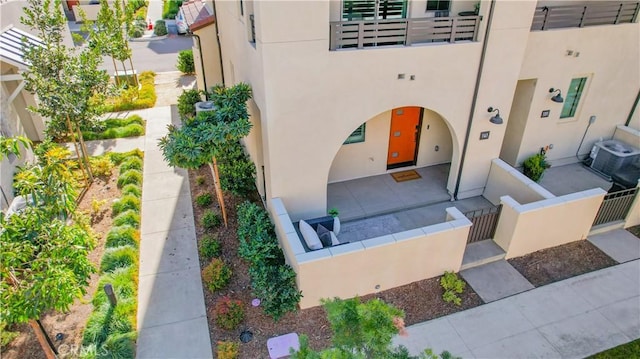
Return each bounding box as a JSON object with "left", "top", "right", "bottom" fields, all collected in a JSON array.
[
  {"left": 159, "top": 83, "right": 253, "bottom": 226},
  {"left": 291, "top": 297, "right": 457, "bottom": 359},
  {"left": 21, "top": 0, "right": 111, "bottom": 183},
  {"left": 91, "top": 0, "right": 137, "bottom": 87},
  {"left": 0, "top": 141, "right": 95, "bottom": 358}
]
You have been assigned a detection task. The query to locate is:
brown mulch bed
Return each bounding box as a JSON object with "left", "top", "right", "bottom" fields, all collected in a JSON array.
[
  {"left": 2, "top": 171, "right": 120, "bottom": 359},
  {"left": 508, "top": 240, "right": 618, "bottom": 287},
  {"left": 188, "top": 166, "right": 483, "bottom": 358}
]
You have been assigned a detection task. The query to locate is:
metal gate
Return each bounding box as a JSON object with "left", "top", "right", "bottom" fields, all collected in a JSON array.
[
  {"left": 593, "top": 187, "right": 638, "bottom": 226},
  {"left": 464, "top": 205, "right": 502, "bottom": 244}
]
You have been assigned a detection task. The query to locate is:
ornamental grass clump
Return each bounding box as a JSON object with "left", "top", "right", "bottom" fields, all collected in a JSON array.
[
  {"left": 111, "top": 195, "right": 141, "bottom": 216},
  {"left": 106, "top": 225, "right": 139, "bottom": 248},
  {"left": 117, "top": 169, "right": 142, "bottom": 188},
  {"left": 100, "top": 246, "right": 138, "bottom": 273},
  {"left": 112, "top": 210, "right": 140, "bottom": 228}
]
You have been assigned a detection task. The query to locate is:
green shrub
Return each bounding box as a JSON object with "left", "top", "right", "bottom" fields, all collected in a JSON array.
[
  {"left": 236, "top": 201, "right": 279, "bottom": 265},
  {"left": 217, "top": 141, "right": 256, "bottom": 197},
  {"left": 202, "top": 258, "right": 231, "bottom": 292},
  {"left": 235, "top": 201, "right": 301, "bottom": 320},
  {"left": 201, "top": 209, "right": 221, "bottom": 229},
  {"left": 101, "top": 71, "right": 156, "bottom": 112},
  {"left": 89, "top": 156, "right": 114, "bottom": 177},
  {"left": 214, "top": 297, "right": 244, "bottom": 330},
  {"left": 117, "top": 169, "right": 142, "bottom": 188},
  {"left": 523, "top": 152, "right": 550, "bottom": 182},
  {"left": 94, "top": 266, "right": 138, "bottom": 307},
  {"left": 0, "top": 321, "right": 18, "bottom": 347},
  {"left": 162, "top": 0, "right": 183, "bottom": 19},
  {"left": 113, "top": 210, "right": 140, "bottom": 228},
  {"left": 83, "top": 115, "right": 146, "bottom": 140},
  {"left": 105, "top": 226, "right": 139, "bottom": 248},
  {"left": 100, "top": 246, "right": 138, "bottom": 273},
  {"left": 196, "top": 193, "right": 213, "bottom": 207},
  {"left": 249, "top": 264, "right": 301, "bottom": 321},
  {"left": 176, "top": 49, "right": 195, "bottom": 74},
  {"left": 154, "top": 20, "right": 168, "bottom": 36},
  {"left": 100, "top": 331, "right": 137, "bottom": 359},
  {"left": 121, "top": 184, "right": 142, "bottom": 198},
  {"left": 217, "top": 341, "right": 240, "bottom": 359},
  {"left": 440, "top": 271, "right": 466, "bottom": 306},
  {"left": 196, "top": 175, "right": 206, "bottom": 185},
  {"left": 109, "top": 149, "right": 144, "bottom": 165},
  {"left": 112, "top": 195, "right": 141, "bottom": 216},
  {"left": 177, "top": 89, "right": 202, "bottom": 119},
  {"left": 119, "top": 157, "right": 143, "bottom": 172},
  {"left": 199, "top": 234, "right": 221, "bottom": 260}
]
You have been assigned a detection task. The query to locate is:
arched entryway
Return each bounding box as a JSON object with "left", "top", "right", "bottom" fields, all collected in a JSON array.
[{"left": 327, "top": 106, "right": 455, "bottom": 221}]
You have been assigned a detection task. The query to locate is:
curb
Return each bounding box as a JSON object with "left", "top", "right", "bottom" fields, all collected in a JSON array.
[{"left": 129, "top": 34, "right": 169, "bottom": 42}]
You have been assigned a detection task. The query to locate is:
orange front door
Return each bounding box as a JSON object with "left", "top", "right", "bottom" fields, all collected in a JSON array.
[{"left": 387, "top": 106, "right": 422, "bottom": 168}]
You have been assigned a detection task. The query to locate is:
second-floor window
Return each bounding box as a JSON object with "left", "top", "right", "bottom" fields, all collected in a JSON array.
[
  {"left": 560, "top": 77, "right": 587, "bottom": 119},
  {"left": 342, "top": 0, "right": 407, "bottom": 21},
  {"left": 426, "top": 0, "right": 450, "bottom": 11}
]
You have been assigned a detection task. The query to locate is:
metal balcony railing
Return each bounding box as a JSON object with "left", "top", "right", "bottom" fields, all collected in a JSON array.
[
  {"left": 329, "top": 15, "right": 481, "bottom": 51},
  {"left": 531, "top": 1, "right": 640, "bottom": 31}
]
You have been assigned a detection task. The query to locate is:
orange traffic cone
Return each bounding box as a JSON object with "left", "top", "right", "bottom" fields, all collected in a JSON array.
[{"left": 147, "top": 19, "right": 153, "bottom": 30}]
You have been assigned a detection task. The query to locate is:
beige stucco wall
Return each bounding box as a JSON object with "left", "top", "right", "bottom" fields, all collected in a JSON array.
[
  {"left": 508, "top": 23, "right": 640, "bottom": 166},
  {"left": 483, "top": 158, "right": 555, "bottom": 205},
  {"left": 217, "top": 0, "right": 638, "bottom": 221},
  {"left": 193, "top": 24, "right": 223, "bottom": 92},
  {"left": 271, "top": 197, "right": 471, "bottom": 309},
  {"left": 328, "top": 108, "right": 454, "bottom": 183},
  {"left": 624, "top": 182, "right": 640, "bottom": 228},
  {"left": 612, "top": 125, "right": 640, "bottom": 148},
  {"left": 495, "top": 188, "right": 606, "bottom": 259},
  {"left": 73, "top": 3, "right": 101, "bottom": 22}
]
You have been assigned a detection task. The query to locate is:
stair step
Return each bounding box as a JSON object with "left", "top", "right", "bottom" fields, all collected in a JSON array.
[{"left": 460, "top": 240, "right": 506, "bottom": 271}]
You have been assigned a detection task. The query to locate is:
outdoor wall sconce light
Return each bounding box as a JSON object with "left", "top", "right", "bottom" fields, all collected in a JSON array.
[
  {"left": 549, "top": 88, "right": 564, "bottom": 103},
  {"left": 487, "top": 107, "right": 503, "bottom": 125}
]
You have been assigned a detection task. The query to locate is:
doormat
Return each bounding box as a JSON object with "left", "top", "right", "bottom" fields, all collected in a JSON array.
[{"left": 391, "top": 170, "right": 421, "bottom": 182}]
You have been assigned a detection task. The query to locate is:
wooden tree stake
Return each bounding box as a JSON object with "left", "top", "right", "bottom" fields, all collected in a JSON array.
[{"left": 209, "top": 157, "right": 228, "bottom": 227}]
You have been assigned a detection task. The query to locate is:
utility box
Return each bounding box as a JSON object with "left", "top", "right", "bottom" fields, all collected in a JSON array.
[{"left": 590, "top": 139, "right": 640, "bottom": 176}]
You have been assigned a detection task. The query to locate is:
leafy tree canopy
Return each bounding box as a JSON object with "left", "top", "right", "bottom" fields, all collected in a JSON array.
[{"left": 159, "top": 83, "right": 253, "bottom": 168}]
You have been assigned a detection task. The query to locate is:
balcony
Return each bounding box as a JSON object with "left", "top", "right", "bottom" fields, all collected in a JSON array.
[
  {"left": 329, "top": 15, "right": 481, "bottom": 51},
  {"left": 531, "top": 1, "right": 639, "bottom": 31}
]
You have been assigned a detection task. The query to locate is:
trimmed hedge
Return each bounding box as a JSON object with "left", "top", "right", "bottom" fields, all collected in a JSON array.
[{"left": 236, "top": 201, "right": 301, "bottom": 320}]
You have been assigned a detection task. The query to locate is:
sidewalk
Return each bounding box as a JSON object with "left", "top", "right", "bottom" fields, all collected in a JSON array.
[
  {"left": 394, "top": 235, "right": 640, "bottom": 358},
  {"left": 78, "top": 106, "right": 212, "bottom": 358}
]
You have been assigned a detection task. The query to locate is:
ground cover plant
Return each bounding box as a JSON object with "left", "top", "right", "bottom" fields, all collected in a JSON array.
[
  {"left": 81, "top": 150, "right": 143, "bottom": 357},
  {"left": 101, "top": 71, "right": 157, "bottom": 112},
  {"left": 81, "top": 115, "right": 145, "bottom": 141}
]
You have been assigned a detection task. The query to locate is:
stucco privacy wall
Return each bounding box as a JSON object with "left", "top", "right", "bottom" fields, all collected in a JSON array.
[
  {"left": 624, "top": 182, "right": 640, "bottom": 228},
  {"left": 495, "top": 188, "right": 606, "bottom": 259},
  {"left": 193, "top": 25, "right": 223, "bottom": 93},
  {"left": 254, "top": 0, "right": 490, "bottom": 220},
  {"left": 612, "top": 125, "right": 640, "bottom": 148},
  {"left": 271, "top": 198, "right": 471, "bottom": 309},
  {"left": 513, "top": 23, "right": 640, "bottom": 166},
  {"left": 483, "top": 158, "right": 554, "bottom": 205},
  {"left": 328, "top": 109, "right": 453, "bottom": 183},
  {"left": 454, "top": 1, "right": 537, "bottom": 199}
]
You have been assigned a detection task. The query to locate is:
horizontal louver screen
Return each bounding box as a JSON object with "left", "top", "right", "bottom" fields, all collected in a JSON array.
[{"left": 343, "top": 0, "right": 406, "bottom": 20}]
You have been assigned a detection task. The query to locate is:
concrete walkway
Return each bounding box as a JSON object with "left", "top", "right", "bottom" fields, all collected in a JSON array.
[
  {"left": 78, "top": 106, "right": 212, "bottom": 358},
  {"left": 394, "top": 233, "right": 640, "bottom": 358}
]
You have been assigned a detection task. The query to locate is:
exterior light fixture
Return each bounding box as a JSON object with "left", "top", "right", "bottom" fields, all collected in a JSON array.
[
  {"left": 549, "top": 88, "right": 564, "bottom": 103},
  {"left": 487, "top": 107, "right": 503, "bottom": 125}
]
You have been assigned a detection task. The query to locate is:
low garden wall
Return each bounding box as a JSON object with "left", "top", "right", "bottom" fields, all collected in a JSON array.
[
  {"left": 483, "top": 158, "right": 555, "bottom": 205},
  {"left": 271, "top": 198, "right": 471, "bottom": 309},
  {"left": 494, "top": 188, "right": 606, "bottom": 259}
]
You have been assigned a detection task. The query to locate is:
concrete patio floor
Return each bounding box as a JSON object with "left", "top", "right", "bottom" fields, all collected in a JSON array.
[{"left": 538, "top": 162, "right": 612, "bottom": 196}]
